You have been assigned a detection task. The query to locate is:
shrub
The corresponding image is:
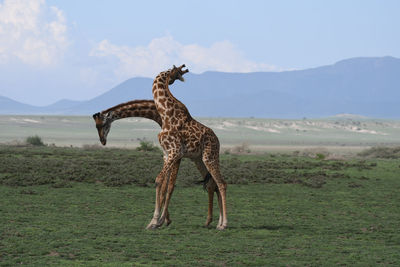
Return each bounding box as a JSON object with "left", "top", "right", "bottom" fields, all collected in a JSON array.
[
  {"left": 231, "top": 143, "right": 251, "bottom": 154},
  {"left": 82, "top": 144, "right": 103, "bottom": 150},
  {"left": 358, "top": 146, "right": 400, "bottom": 159},
  {"left": 26, "top": 135, "right": 45, "bottom": 146},
  {"left": 302, "top": 147, "right": 330, "bottom": 159},
  {"left": 136, "top": 138, "right": 160, "bottom": 152}
]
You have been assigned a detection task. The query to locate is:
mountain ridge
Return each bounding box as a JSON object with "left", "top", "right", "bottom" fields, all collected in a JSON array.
[{"left": 1, "top": 56, "right": 399, "bottom": 118}]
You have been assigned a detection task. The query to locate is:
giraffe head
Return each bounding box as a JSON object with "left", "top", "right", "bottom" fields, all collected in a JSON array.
[
  {"left": 92, "top": 112, "right": 113, "bottom": 145},
  {"left": 168, "top": 64, "right": 189, "bottom": 85}
]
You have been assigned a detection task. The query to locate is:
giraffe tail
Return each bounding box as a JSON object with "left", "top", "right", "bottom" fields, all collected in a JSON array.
[{"left": 195, "top": 172, "right": 217, "bottom": 192}]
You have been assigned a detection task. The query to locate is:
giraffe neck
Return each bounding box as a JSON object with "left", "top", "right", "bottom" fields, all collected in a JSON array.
[
  {"left": 101, "top": 99, "right": 162, "bottom": 126},
  {"left": 152, "top": 71, "right": 191, "bottom": 127},
  {"left": 152, "top": 71, "right": 178, "bottom": 103}
]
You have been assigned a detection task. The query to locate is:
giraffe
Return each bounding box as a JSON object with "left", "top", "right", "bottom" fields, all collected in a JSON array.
[
  {"left": 92, "top": 99, "right": 220, "bottom": 227},
  {"left": 147, "top": 64, "right": 228, "bottom": 230}
]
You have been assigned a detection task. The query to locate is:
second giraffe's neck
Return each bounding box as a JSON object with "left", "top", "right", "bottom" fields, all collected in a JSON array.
[
  {"left": 152, "top": 71, "right": 191, "bottom": 124},
  {"left": 100, "top": 99, "right": 162, "bottom": 126},
  {"left": 152, "top": 70, "right": 179, "bottom": 103}
]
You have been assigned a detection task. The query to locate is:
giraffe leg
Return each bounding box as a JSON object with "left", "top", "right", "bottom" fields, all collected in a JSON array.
[
  {"left": 146, "top": 169, "right": 166, "bottom": 229},
  {"left": 206, "top": 186, "right": 214, "bottom": 226},
  {"left": 216, "top": 189, "right": 223, "bottom": 227},
  {"left": 146, "top": 152, "right": 181, "bottom": 229},
  {"left": 203, "top": 167, "right": 224, "bottom": 229},
  {"left": 205, "top": 163, "right": 227, "bottom": 230},
  {"left": 159, "top": 168, "right": 171, "bottom": 225},
  {"left": 159, "top": 170, "right": 168, "bottom": 208},
  {"left": 159, "top": 159, "right": 181, "bottom": 227},
  {"left": 205, "top": 179, "right": 220, "bottom": 227},
  {"left": 202, "top": 147, "right": 228, "bottom": 230},
  {"left": 193, "top": 159, "right": 218, "bottom": 227},
  {"left": 205, "top": 176, "right": 222, "bottom": 227}
]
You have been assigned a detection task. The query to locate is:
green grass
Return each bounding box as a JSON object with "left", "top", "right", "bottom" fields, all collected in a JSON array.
[
  {"left": 0, "top": 145, "right": 379, "bottom": 188},
  {"left": 1, "top": 146, "right": 400, "bottom": 265}
]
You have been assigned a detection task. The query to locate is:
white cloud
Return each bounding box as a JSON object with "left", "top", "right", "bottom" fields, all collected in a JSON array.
[
  {"left": 0, "top": 0, "right": 69, "bottom": 66},
  {"left": 90, "top": 35, "right": 280, "bottom": 80}
]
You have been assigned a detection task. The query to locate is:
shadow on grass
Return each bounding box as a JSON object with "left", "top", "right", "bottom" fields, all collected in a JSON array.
[
  {"left": 162, "top": 223, "right": 295, "bottom": 231},
  {"left": 228, "top": 225, "right": 295, "bottom": 230}
]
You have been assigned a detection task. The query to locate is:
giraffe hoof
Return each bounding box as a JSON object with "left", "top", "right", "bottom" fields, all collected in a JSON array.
[
  {"left": 165, "top": 219, "right": 172, "bottom": 226},
  {"left": 156, "top": 218, "right": 165, "bottom": 227},
  {"left": 146, "top": 224, "right": 157, "bottom": 230},
  {"left": 216, "top": 225, "right": 227, "bottom": 230},
  {"left": 146, "top": 222, "right": 160, "bottom": 230},
  {"left": 204, "top": 220, "right": 212, "bottom": 227}
]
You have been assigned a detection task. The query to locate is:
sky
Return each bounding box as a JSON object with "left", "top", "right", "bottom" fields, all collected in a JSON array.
[{"left": 0, "top": 0, "right": 399, "bottom": 106}]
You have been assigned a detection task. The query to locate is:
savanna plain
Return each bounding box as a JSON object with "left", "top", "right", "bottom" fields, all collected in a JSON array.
[{"left": 1, "top": 115, "right": 400, "bottom": 266}]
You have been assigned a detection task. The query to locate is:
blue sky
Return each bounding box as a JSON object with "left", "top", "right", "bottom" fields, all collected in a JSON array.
[{"left": 0, "top": 0, "right": 399, "bottom": 105}]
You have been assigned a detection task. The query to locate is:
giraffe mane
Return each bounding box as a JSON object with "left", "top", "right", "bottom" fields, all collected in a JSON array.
[{"left": 101, "top": 99, "right": 155, "bottom": 114}]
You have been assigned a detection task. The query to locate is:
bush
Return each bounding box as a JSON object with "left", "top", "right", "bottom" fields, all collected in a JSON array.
[
  {"left": 231, "top": 143, "right": 251, "bottom": 154},
  {"left": 358, "top": 146, "right": 400, "bottom": 159},
  {"left": 136, "top": 138, "right": 160, "bottom": 152},
  {"left": 82, "top": 144, "right": 103, "bottom": 150},
  {"left": 26, "top": 135, "right": 45, "bottom": 146},
  {"left": 302, "top": 147, "right": 330, "bottom": 159}
]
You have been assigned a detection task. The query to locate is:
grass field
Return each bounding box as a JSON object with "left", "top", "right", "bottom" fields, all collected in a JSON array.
[
  {"left": 1, "top": 145, "right": 400, "bottom": 265},
  {"left": 1, "top": 115, "right": 400, "bottom": 154}
]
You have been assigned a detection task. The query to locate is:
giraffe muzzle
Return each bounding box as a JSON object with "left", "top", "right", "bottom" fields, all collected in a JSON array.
[
  {"left": 100, "top": 138, "right": 107, "bottom": 146},
  {"left": 179, "top": 64, "right": 189, "bottom": 74},
  {"left": 178, "top": 65, "right": 189, "bottom": 81}
]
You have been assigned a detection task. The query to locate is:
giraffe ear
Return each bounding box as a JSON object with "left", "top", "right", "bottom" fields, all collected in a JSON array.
[{"left": 93, "top": 112, "right": 100, "bottom": 119}]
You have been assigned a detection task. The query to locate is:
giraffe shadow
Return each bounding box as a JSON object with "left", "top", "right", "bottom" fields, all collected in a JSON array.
[{"left": 228, "top": 224, "right": 295, "bottom": 230}]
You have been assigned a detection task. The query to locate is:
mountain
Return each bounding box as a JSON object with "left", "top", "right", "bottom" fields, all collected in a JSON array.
[
  {"left": 0, "top": 95, "right": 40, "bottom": 114},
  {"left": 40, "top": 99, "right": 84, "bottom": 114},
  {"left": 0, "top": 97, "right": 83, "bottom": 115},
  {"left": 67, "top": 77, "right": 153, "bottom": 115},
  {"left": 0, "top": 56, "right": 399, "bottom": 118}
]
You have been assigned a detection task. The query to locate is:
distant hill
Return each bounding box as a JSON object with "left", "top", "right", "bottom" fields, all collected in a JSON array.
[
  {"left": 1, "top": 56, "right": 399, "bottom": 118},
  {"left": 68, "top": 77, "right": 153, "bottom": 115},
  {"left": 40, "top": 99, "right": 84, "bottom": 114},
  {"left": 0, "top": 96, "right": 40, "bottom": 114}
]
